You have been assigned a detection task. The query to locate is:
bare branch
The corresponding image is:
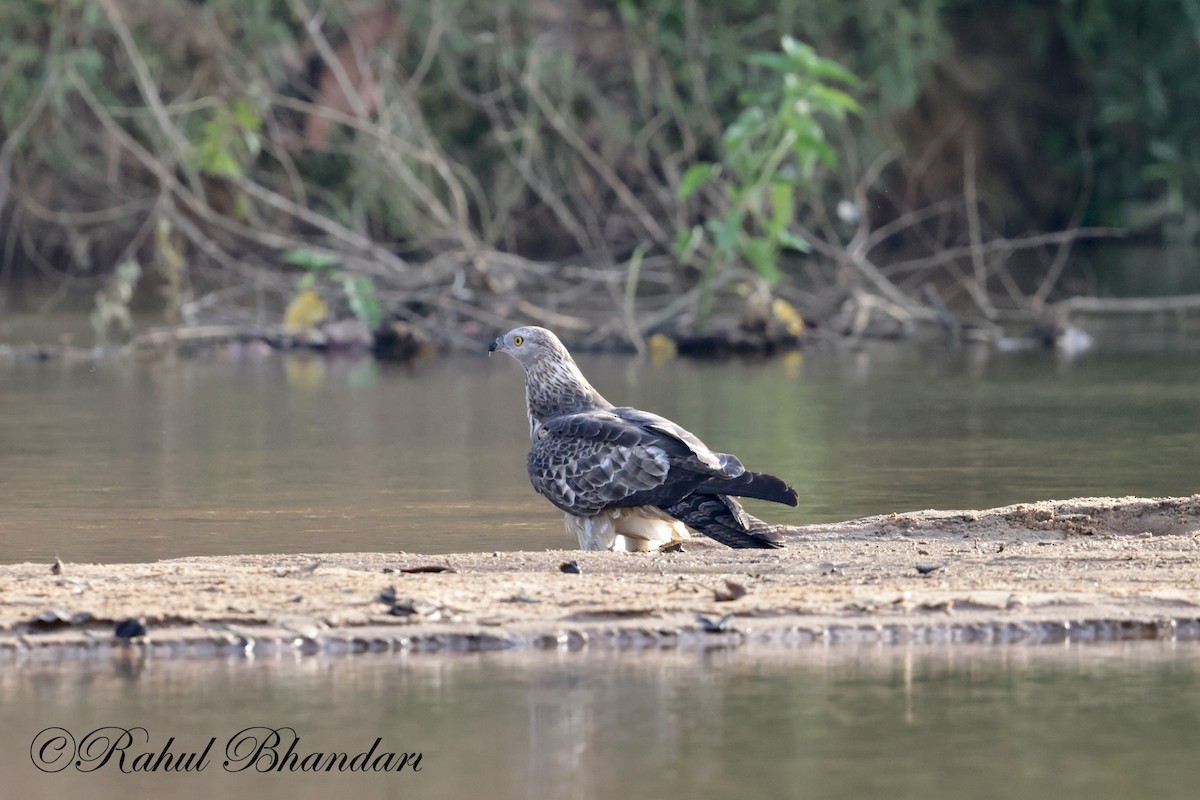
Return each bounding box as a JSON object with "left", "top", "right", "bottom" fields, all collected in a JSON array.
[
  {"left": 522, "top": 57, "right": 672, "bottom": 248},
  {"left": 882, "top": 228, "right": 1122, "bottom": 277},
  {"left": 95, "top": 0, "right": 203, "bottom": 195},
  {"left": 963, "top": 134, "right": 995, "bottom": 317}
]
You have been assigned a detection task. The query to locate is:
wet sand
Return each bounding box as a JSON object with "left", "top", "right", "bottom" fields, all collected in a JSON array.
[{"left": 3, "top": 496, "right": 1198, "bottom": 659}]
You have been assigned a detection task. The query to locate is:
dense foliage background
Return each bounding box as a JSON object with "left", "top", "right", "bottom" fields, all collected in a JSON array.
[{"left": 0, "top": 0, "right": 1195, "bottom": 341}]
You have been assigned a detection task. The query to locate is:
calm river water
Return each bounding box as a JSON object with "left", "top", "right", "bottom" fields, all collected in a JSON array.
[
  {"left": 6, "top": 643, "right": 1200, "bottom": 799},
  {"left": 3, "top": 335, "right": 1199, "bottom": 799},
  {"left": 1, "top": 339, "right": 1197, "bottom": 563}
]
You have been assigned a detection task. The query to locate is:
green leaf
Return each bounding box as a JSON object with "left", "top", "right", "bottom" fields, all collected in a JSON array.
[
  {"left": 674, "top": 225, "right": 704, "bottom": 263},
  {"left": 812, "top": 138, "right": 839, "bottom": 170},
  {"left": 708, "top": 210, "right": 743, "bottom": 260},
  {"left": 197, "top": 147, "right": 240, "bottom": 178},
  {"left": 769, "top": 183, "right": 795, "bottom": 237},
  {"left": 283, "top": 249, "right": 340, "bottom": 270},
  {"left": 343, "top": 275, "right": 383, "bottom": 330},
  {"left": 794, "top": 135, "right": 838, "bottom": 172},
  {"left": 777, "top": 230, "right": 811, "bottom": 253},
  {"left": 784, "top": 39, "right": 819, "bottom": 72},
  {"left": 232, "top": 98, "right": 262, "bottom": 131},
  {"left": 808, "top": 83, "right": 862, "bottom": 115},
  {"left": 747, "top": 53, "right": 793, "bottom": 73},
  {"left": 743, "top": 184, "right": 766, "bottom": 218},
  {"left": 804, "top": 56, "right": 862, "bottom": 87},
  {"left": 678, "top": 163, "right": 715, "bottom": 201},
  {"left": 743, "top": 238, "right": 782, "bottom": 283}
]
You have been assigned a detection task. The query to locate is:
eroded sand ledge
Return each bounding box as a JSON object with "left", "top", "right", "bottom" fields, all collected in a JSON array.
[{"left": 3, "top": 496, "right": 1199, "bottom": 659}]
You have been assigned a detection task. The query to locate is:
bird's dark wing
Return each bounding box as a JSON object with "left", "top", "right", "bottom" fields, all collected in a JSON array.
[
  {"left": 612, "top": 407, "right": 799, "bottom": 507},
  {"left": 665, "top": 495, "right": 786, "bottom": 549},
  {"left": 608, "top": 407, "right": 735, "bottom": 473},
  {"left": 527, "top": 409, "right": 736, "bottom": 516}
]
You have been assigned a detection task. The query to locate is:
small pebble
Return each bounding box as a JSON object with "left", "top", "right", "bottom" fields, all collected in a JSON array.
[
  {"left": 114, "top": 618, "right": 147, "bottom": 639},
  {"left": 714, "top": 580, "right": 748, "bottom": 602}
]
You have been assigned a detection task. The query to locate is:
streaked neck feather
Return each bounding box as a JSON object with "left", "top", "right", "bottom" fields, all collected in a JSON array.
[{"left": 524, "top": 357, "right": 610, "bottom": 436}]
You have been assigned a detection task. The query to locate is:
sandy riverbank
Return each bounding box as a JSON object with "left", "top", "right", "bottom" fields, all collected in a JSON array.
[{"left": 3, "top": 496, "right": 1198, "bottom": 659}]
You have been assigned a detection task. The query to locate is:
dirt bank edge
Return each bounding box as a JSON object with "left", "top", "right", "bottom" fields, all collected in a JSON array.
[{"left": 3, "top": 495, "right": 1199, "bottom": 660}]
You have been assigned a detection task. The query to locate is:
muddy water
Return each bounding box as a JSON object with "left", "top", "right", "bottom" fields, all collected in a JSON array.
[
  {"left": 1, "top": 342, "right": 1198, "bottom": 563},
  {"left": 5, "top": 643, "right": 1200, "bottom": 799}
]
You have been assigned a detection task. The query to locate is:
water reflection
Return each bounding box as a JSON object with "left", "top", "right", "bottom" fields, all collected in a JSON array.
[
  {"left": 1, "top": 343, "right": 1198, "bottom": 563},
  {"left": 4, "top": 643, "right": 1200, "bottom": 799}
]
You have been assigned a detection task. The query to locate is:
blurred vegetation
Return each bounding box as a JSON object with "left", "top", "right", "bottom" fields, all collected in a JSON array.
[
  {"left": 677, "top": 36, "right": 860, "bottom": 325},
  {"left": 0, "top": 0, "right": 1194, "bottom": 343}
]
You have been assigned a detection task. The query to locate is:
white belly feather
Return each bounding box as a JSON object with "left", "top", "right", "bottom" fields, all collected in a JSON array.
[{"left": 564, "top": 507, "right": 692, "bottom": 552}]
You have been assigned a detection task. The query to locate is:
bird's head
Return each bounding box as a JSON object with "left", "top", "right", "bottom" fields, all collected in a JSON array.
[
  {"left": 488, "top": 325, "right": 565, "bottom": 369},
  {"left": 489, "top": 325, "right": 611, "bottom": 423}
]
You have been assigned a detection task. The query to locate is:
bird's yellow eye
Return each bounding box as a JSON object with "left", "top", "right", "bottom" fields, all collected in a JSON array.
[{"left": 513, "top": 335, "right": 524, "bottom": 346}]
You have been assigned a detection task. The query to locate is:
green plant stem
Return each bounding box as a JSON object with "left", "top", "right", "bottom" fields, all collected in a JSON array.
[{"left": 695, "top": 252, "right": 719, "bottom": 333}]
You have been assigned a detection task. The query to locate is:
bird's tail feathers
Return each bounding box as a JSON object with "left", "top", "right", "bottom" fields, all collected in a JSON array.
[
  {"left": 697, "top": 470, "right": 799, "bottom": 507},
  {"left": 665, "top": 495, "right": 786, "bottom": 550}
]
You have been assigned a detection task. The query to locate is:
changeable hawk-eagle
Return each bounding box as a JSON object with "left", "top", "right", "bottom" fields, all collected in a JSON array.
[{"left": 490, "top": 326, "right": 800, "bottom": 551}]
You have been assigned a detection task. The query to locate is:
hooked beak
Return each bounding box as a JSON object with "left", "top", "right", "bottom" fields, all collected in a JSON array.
[{"left": 488, "top": 336, "right": 503, "bottom": 356}]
